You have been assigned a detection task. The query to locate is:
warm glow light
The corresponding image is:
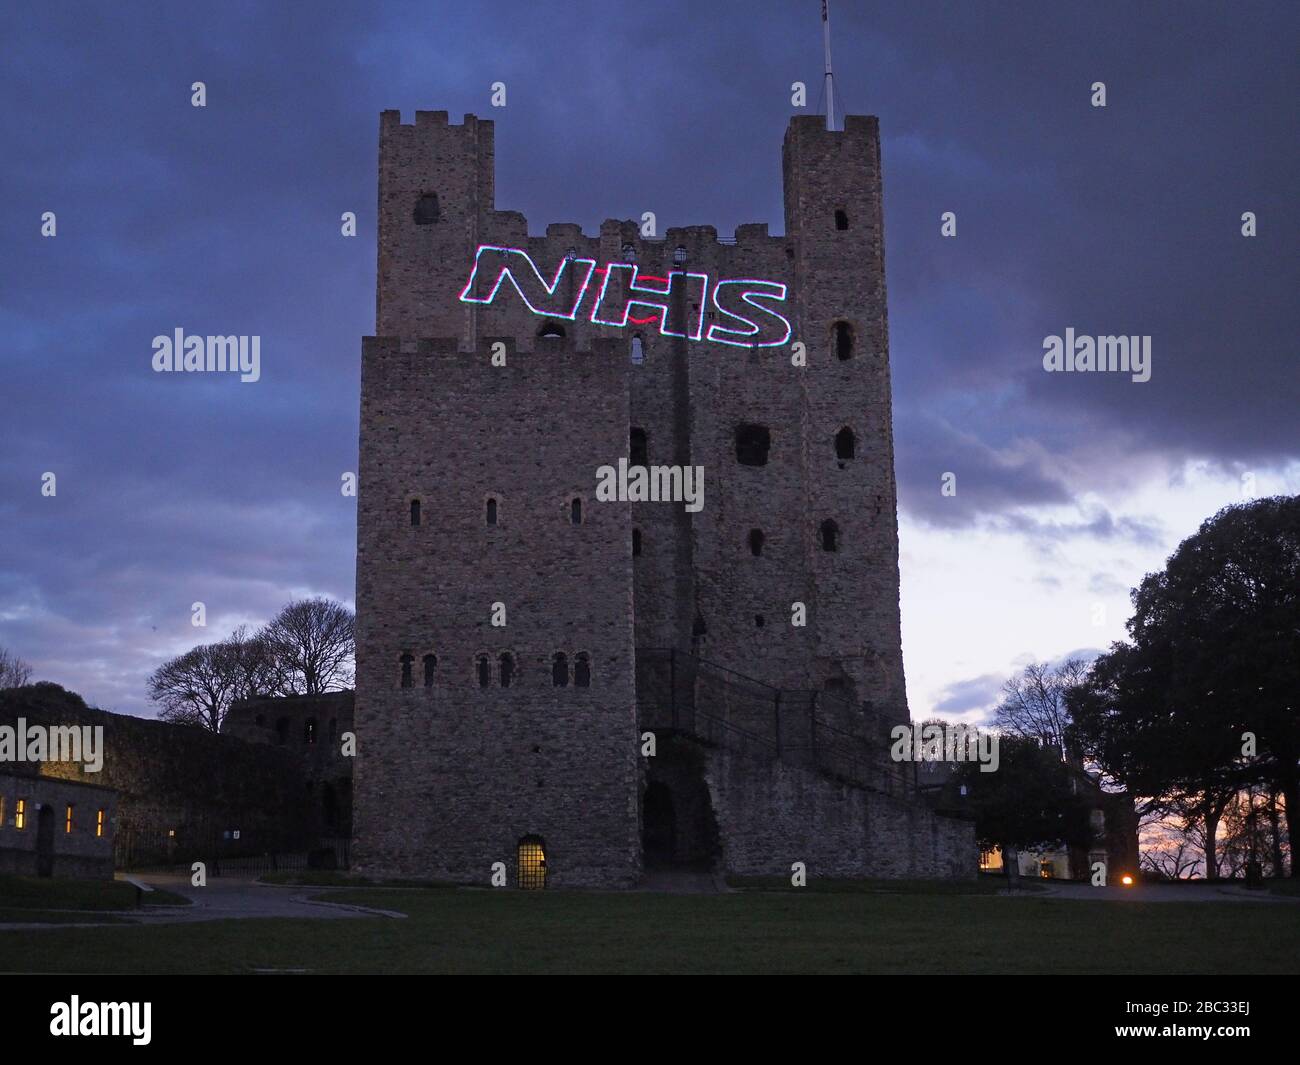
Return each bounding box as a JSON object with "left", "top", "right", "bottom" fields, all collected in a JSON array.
[{"left": 1121, "top": 874, "right": 1134, "bottom": 886}]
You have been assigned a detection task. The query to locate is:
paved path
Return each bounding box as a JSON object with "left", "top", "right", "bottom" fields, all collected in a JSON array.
[
  {"left": 0, "top": 874, "right": 404, "bottom": 930},
  {"left": 1014, "top": 880, "right": 1299, "bottom": 904}
]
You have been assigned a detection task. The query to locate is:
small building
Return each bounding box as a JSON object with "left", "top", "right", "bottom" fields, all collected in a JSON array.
[{"left": 0, "top": 768, "right": 117, "bottom": 879}]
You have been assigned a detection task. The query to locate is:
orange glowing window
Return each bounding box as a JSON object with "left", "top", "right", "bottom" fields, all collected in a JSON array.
[
  {"left": 65, "top": 804, "right": 74, "bottom": 833},
  {"left": 96, "top": 809, "right": 105, "bottom": 838},
  {"left": 14, "top": 799, "right": 25, "bottom": 830},
  {"left": 517, "top": 836, "right": 547, "bottom": 890}
]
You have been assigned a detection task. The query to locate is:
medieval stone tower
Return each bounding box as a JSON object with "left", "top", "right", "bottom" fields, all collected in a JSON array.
[{"left": 352, "top": 109, "right": 973, "bottom": 888}]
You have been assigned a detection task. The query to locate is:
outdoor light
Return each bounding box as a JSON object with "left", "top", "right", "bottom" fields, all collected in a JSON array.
[{"left": 1121, "top": 874, "right": 1134, "bottom": 886}]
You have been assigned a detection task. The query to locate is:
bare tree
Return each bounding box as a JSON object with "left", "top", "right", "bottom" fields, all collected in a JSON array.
[
  {"left": 147, "top": 642, "right": 240, "bottom": 733},
  {"left": 262, "top": 597, "right": 354, "bottom": 694},
  {"left": 993, "top": 658, "right": 1090, "bottom": 757},
  {"left": 0, "top": 646, "right": 33, "bottom": 688},
  {"left": 225, "top": 624, "right": 285, "bottom": 701}
]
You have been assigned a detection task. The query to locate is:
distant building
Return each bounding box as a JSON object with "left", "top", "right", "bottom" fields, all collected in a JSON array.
[{"left": 224, "top": 691, "right": 354, "bottom": 838}]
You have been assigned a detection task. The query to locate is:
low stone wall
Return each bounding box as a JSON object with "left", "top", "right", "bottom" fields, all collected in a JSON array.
[{"left": 704, "top": 747, "right": 976, "bottom": 880}]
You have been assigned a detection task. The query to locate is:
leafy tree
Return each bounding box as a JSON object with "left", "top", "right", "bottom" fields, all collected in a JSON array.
[
  {"left": 1070, "top": 496, "right": 1299, "bottom": 877},
  {"left": 956, "top": 735, "right": 1092, "bottom": 882}
]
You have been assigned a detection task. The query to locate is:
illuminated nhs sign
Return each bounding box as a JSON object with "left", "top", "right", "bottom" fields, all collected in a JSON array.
[{"left": 458, "top": 245, "right": 792, "bottom": 348}]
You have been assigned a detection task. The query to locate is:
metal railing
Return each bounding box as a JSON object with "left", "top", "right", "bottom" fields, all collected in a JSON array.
[{"left": 635, "top": 648, "right": 911, "bottom": 796}]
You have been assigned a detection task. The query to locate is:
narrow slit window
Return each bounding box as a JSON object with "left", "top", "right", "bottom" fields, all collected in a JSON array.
[
  {"left": 423, "top": 653, "right": 436, "bottom": 688},
  {"left": 96, "top": 808, "right": 105, "bottom": 838},
  {"left": 400, "top": 653, "right": 414, "bottom": 688},
  {"left": 835, "top": 427, "right": 856, "bottom": 462},
  {"left": 820, "top": 519, "right": 840, "bottom": 552},
  {"left": 834, "top": 209, "right": 849, "bottom": 230},
  {"left": 630, "top": 428, "right": 648, "bottom": 468},
  {"left": 552, "top": 652, "right": 569, "bottom": 687},
  {"left": 574, "top": 652, "right": 591, "bottom": 688},
  {"left": 749, "top": 529, "right": 765, "bottom": 556},
  {"left": 632, "top": 528, "right": 642, "bottom": 557},
  {"left": 486, "top": 498, "right": 498, "bottom": 525},
  {"left": 834, "top": 321, "right": 854, "bottom": 361},
  {"left": 477, "top": 654, "right": 491, "bottom": 689},
  {"left": 499, "top": 653, "right": 515, "bottom": 688},
  {"left": 410, "top": 498, "right": 421, "bottom": 526},
  {"left": 570, "top": 498, "right": 582, "bottom": 525},
  {"left": 65, "top": 804, "right": 74, "bottom": 834}
]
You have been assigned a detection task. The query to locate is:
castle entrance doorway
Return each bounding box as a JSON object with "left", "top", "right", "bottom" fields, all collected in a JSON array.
[
  {"left": 36, "top": 804, "right": 55, "bottom": 877},
  {"left": 642, "top": 781, "right": 676, "bottom": 867}
]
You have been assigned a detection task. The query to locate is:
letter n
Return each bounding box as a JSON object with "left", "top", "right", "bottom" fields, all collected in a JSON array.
[{"left": 459, "top": 245, "right": 596, "bottom": 320}]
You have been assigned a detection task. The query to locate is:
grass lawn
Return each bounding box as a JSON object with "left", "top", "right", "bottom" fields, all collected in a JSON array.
[
  {"left": 0, "top": 884, "right": 1296, "bottom": 973},
  {"left": 0, "top": 874, "right": 191, "bottom": 912}
]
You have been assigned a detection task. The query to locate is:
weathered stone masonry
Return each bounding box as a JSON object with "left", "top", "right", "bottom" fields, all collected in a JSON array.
[{"left": 352, "top": 109, "right": 975, "bottom": 886}]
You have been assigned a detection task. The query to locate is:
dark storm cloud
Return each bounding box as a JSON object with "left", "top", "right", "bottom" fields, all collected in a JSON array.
[
  {"left": 1, "top": 1, "right": 1295, "bottom": 713},
  {"left": 931, "top": 672, "right": 1007, "bottom": 719}
]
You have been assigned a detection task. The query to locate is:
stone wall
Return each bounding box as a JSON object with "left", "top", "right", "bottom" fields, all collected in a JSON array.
[
  {"left": 0, "top": 684, "right": 316, "bottom": 867},
  {"left": 704, "top": 747, "right": 976, "bottom": 880}
]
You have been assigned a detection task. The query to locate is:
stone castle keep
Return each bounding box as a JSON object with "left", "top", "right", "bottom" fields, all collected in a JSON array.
[{"left": 352, "top": 108, "right": 974, "bottom": 887}]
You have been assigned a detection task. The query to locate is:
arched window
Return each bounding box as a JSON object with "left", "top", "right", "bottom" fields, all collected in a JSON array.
[
  {"left": 413, "top": 192, "right": 440, "bottom": 225},
  {"left": 632, "top": 528, "right": 642, "bottom": 557},
  {"left": 820, "top": 519, "right": 840, "bottom": 552},
  {"left": 499, "top": 652, "right": 515, "bottom": 688},
  {"left": 673, "top": 245, "right": 688, "bottom": 266},
  {"left": 835, "top": 427, "right": 856, "bottom": 462},
  {"left": 304, "top": 718, "right": 317, "bottom": 744},
  {"left": 422, "top": 653, "right": 436, "bottom": 688},
  {"left": 630, "top": 334, "right": 645, "bottom": 365},
  {"left": 517, "top": 835, "right": 547, "bottom": 890},
  {"left": 834, "top": 208, "right": 849, "bottom": 230},
  {"left": 538, "top": 319, "right": 565, "bottom": 339},
  {"left": 574, "top": 652, "right": 591, "bottom": 688},
  {"left": 486, "top": 498, "right": 498, "bottom": 525},
  {"left": 622, "top": 242, "right": 637, "bottom": 263},
  {"left": 834, "top": 321, "right": 855, "bottom": 361},
  {"left": 476, "top": 654, "right": 491, "bottom": 689},
  {"left": 570, "top": 498, "right": 582, "bottom": 525},
  {"left": 629, "top": 427, "right": 648, "bottom": 467},
  {"left": 410, "top": 498, "right": 421, "bottom": 526},
  {"left": 749, "top": 529, "right": 765, "bottom": 556},
  {"left": 552, "top": 652, "right": 569, "bottom": 687},
  {"left": 735, "top": 423, "right": 771, "bottom": 466},
  {"left": 400, "top": 653, "right": 414, "bottom": 688}
]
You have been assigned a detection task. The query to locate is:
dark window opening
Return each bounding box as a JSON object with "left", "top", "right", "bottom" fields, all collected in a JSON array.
[
  {"left": 499, "top": 653, "right": 515, "bottom": 688},
  {"left": 749, "top": 529, "right": 765, "bottom": 556},
  {"left": 835, "top": 427, "right": 856, "bottom": 463},
  {"left": 574, "top": 652, "right": 591, "bottom": 688},
  {"left": 552, "top": 652, "right": 569, "bottom": 687},
  {"left": 486, "top": 498, "right": 498, "bottom": 525},
  {"left": 820, "top": 519, "right": 840, "bottom": 552},
  {"left": 400, "top": 653, "right": 414, "bottom": 689},
  {"left": 276, "top": 717, "right": 289, "bottom": 745},
  {"left": 629, "top": 427, "right": 648, "bottom": 467},
  {"left": 413, "top": 193, "right": 440, "bottom": 225},
  {"left": 254, "top": 713, "right": 265, "bottom": 727},
  {"left": 834, "top": 321, "right": 855, "bottom": 361},
  {"left": 304, "top": 718, "right": 317, "bottom": 744},
  {"left": 673, "top": 245, "right": 688, "bottom": 266},
  {"left": 735, "top": 423, "right": 771, "bottom": 466},
  {"left": 410, "top": 498, "right": 421, "bottom": 526},
  {"left": 632, "top": 528, "right": 642, "bottom": 557},
  {"left": 423, "top": 654, "right": 436, "bottom": 688},
  {"left": 755, "top": 614, "right": 765, "bottom": 628},
  {"left": 834, "top": 209, "right": 849, "bottom": 230},
  {"left": 477, "top": 654, "right": 491, "bottom": 689},
  {"left": 570, "top": 498, "right": 582, "bottom": 525},
  {"left": 631, "top": 334, "right": 645, "bottom": 364},
  {"left": 538, "top": 319, "right": 566, "bottom": 339}
]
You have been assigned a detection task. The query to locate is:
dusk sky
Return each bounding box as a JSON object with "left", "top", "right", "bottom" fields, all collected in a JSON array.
[{"left": 2, "top": 1, "right": 1296, "bottom": 720}]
